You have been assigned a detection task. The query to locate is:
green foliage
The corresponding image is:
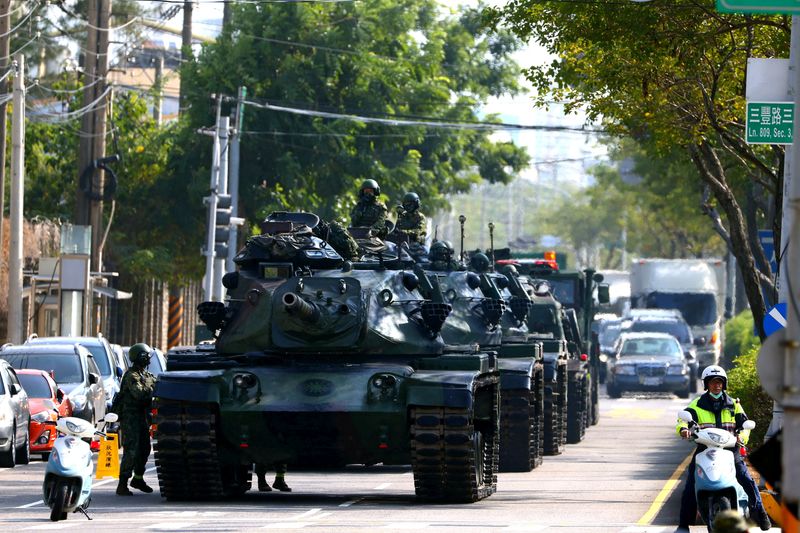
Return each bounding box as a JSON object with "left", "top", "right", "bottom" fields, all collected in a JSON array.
[
  {"left": 726, "top": 347, "right": 772, "bottom": 448},
  {"left": 172, "top": 0, "right": 529, "bottom": 230},
  {"left": 724, "top": 310, "right": 759, "bottom": 361}
]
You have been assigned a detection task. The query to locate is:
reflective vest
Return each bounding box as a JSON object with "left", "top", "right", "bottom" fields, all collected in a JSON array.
[{"left": 676, "top": 392, "right": 750, "bottom": 445}]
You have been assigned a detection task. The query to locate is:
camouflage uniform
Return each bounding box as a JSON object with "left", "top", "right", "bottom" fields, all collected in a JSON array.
[
  {"left": 350, "top": 199, "right": 389, "bottom": 238},
  {"left": 395, "top": 209, "right": 427, "bottom": 243},
  {"left": 116, "top": 365, "right": 156, "bottom": 485}
]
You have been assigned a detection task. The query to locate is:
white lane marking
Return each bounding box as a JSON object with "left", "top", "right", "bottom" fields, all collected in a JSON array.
[
  {"left": 294, "top": 508, "right": 321, "bottom": 519},
  {"left": 17, "top": 466, "right": 157, "bottom": 508},
  {"left": 383, "top": 523, "right": 430, "bottom": 529},
  {"left": 621, "top": 528, "right": 668, "bottom": 532},
  {"left": 373, "top": 482, "right": 391, "bottom": 490},
  {"left": 262, "top": 522, "right": 312, "bottom": 529},
  {"left": 338, "top": 499, "right": 361, "bottom": 507},
  {"left": 506, "top": 525, "right": 548, "bottom": 531},
  {"left": 145, "top": 523, "right": 197, "bottom": 530},
  {"left": 22, "top": 525, "right": 72, "bottom": 531}
]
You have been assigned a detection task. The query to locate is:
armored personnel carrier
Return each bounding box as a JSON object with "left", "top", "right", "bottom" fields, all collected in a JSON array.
[{"left": 154, "top": 213, "right": 499, "bottom": 503}]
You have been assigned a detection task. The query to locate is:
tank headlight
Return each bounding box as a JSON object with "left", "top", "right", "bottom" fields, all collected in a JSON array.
[
  {"left": 598, "top": 354, "right": 608, "bottom": 363},
  {"left": 233, "top": 373, "right": 258, "bottom": 389}
]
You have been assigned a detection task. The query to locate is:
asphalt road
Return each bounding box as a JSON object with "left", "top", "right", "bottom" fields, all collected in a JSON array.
[{"left": 0, "top": 390, "right": 780, "bottom": 532}]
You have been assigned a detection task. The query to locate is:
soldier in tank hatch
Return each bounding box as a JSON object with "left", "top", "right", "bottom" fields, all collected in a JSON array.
[
  {"left": 350, "top": 179, "right": 389, "bottom": 238},
  {"left": 394, "top": 192, "right": 427, "bottom": 243}
]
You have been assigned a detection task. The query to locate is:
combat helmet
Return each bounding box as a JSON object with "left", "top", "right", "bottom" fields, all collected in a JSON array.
[
  {"left": 430, "top": 240, "right": 453, "bottom": 262},
  {"left": 402, "top": 192, "right": 420, "bottom": 212},
  {"left": 359, "top": 179, "right": 380, "bottom": 199},
  {"left": 129, "top": 343, "right": 153, "bottom": 368},
  {"left": 470, "top": 253, "right": 491, "bottom": 273}
]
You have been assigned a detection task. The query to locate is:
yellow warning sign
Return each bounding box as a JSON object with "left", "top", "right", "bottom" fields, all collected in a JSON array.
[{"left": 95, "top": 433, "right": 120, "bottom": 479}]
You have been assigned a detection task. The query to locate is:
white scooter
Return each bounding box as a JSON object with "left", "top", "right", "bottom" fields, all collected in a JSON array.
[
  {"left": 42, "top": 413, "right": 118, "bottom": 521},
  {"left": 678, "top": 410, "right": 756, "bottom": 532}
]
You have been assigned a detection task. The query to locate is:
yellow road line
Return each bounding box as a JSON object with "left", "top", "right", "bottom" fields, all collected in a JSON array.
[{"left": 637, "top": 452, "right": 694, "bottom": 525}]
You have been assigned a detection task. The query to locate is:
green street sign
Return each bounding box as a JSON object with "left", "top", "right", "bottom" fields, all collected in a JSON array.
[
  {"left": 717, "top": 1, "right": 800, "bottom": 14},
  {"left": 746, "top": 102, "right": 794, "bottom": 144}
]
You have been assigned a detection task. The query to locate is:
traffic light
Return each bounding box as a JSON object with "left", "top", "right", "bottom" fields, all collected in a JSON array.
[{"left": 214, "top": 194, "right": 232, "bottom": 256}]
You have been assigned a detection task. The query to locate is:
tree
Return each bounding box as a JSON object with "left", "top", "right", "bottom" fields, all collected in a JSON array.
[
  {"left": 172, "top": 0, "right": 529, "bottom": 232},
  {"left": 485, "top": 0, "right": 788, "bottom": 337}
]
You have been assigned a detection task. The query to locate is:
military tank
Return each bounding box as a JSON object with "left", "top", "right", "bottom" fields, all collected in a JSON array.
[
  {"left": 154, "top": 213, "right": 499, "bottom": 503},
  {"left": 421, "top": 249, "right": 545, "bottom": 473}
]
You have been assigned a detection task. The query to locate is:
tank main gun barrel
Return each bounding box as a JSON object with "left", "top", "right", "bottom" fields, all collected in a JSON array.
[{"left": 283, "top": 292, "right": 321, "bottom": 323}]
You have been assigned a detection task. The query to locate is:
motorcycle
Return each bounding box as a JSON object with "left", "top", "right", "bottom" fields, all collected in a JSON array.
[
  {"left": 42, "top": 413, "right": 118, "bottom": 521},
  {"left": 678, "top": 410, "right": 756, "bottom": 532}
]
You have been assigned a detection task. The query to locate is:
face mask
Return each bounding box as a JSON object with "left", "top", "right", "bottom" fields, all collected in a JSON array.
[{"left": 709, "top": 391, "right": 723, "bottom": 399}]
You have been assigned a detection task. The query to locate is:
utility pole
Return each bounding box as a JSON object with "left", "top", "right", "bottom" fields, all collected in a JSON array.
[
  {"left": 202, "top": 98, "right": 223, "bottom": 302},
  {"left": 179, "top": 1, "right": 193, "bottom": 111},
  {"left": 7, "top": 55, "right": 24, "bottom": 343},
  {"left": 153, "top": 52, "right": 163, "bottom": 125},
  {"left": 222, "top": 0, "right": 233, "bottom": 30},
  {"left": 75, "top": 0, "right": 111, "bottom": 272},
  {"left": 227, "top": 86, "right": 246, "bottom": 272},
  {"left": 213, "top": 116, "right": 230, "bottom": 301},
  {"left": 0, "top": 0, "right": 11, "bottom": 281}
]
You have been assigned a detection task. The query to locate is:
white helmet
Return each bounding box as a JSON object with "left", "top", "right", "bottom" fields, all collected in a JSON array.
[{"left": 701, "top": 365, "right": 727, "bottom": 390}]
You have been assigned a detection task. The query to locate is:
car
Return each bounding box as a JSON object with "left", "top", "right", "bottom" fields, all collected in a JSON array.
[
  {"left": 594, "top": 315, "right": 625, "bottom": 383},
  {"left": 0, "top": 344, "right": 106, "bottom": 428},
  {"left": 25, "top": 335, "right": 123, "bottom": 412},
  {"left": 110, "top": 343, "right": 129, "bottom": 375},
  {"left": 606, "top": 332, "right": 691, "bottom": 399},
  {"left": 16, "top": 369, "right": 72, "bottom": 460},
  {"left": 0, "top": 358, "right": 30, "bottom": 466},
  {"left": 620, "top": 315, "right": 700, "bottom": 392},
  {"left": 122, "top": 346, "right": 167, "bottom": 376}
]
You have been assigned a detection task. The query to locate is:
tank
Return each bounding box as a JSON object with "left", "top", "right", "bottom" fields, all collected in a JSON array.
[
  {"left": 153, "top": 213, "right": 500, "bottom": 503},
  {"left": 421, "top": 260, "right": 545, "bottom": 473}
]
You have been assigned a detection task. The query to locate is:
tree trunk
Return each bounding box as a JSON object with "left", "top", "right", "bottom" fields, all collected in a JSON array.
[{"left": 690, "top": 142, "right": 767, "bottom": 340}]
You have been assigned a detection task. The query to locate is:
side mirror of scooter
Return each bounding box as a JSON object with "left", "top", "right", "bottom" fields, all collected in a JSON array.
[
  {"left": 742, "top": 420, "right": 756, "bottom": 430},
  {"left": 104, "top": 413, "right": 119, "bottom": 423},
  {"left": 678, "top": 410, "right": 694, "bottom": 423}
]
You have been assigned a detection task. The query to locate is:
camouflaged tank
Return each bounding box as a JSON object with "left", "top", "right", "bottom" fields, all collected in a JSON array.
[
  {"left": 153, "top": 213, "right": 499, "bottom": 503},
  {"left": 420, "top": 257, "right": 545, "bottom": 473}
]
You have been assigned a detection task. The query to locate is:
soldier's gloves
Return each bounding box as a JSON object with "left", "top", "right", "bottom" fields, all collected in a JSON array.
[{"left": 680, "top": 428, "right": 691, "bottom": 440}]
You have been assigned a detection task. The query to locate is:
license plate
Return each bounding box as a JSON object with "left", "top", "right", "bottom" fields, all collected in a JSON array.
[{"left": 642, "top": 377, "right": 662, "bottom": 386}]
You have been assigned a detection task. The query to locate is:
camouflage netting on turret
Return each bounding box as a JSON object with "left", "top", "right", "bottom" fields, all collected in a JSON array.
[{"left": 233, "top": 224, "right": 343, "bottom": 271}]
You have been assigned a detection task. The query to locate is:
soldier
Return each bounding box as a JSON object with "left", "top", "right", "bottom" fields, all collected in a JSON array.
[
  {"left": 428, "top": 240, "right": 465, "bottom": 271},
  {"left": 350, "top": 179, "right": 389, "bottom": 238},
  {"left": 114, "top": 343, "right": 157, "bottom": 496},
  {"left": 395, "top": 192, "right": 427, "bottom": 243},
  {"left": 255, "top": 462, "right": 291, "bottom": 492}
]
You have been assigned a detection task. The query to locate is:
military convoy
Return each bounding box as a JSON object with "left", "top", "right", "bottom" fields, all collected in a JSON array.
[{"left": 152, "top": 213, "right": 606, "bottom": 503}]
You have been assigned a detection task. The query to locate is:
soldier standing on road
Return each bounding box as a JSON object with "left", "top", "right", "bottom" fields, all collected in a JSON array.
[
  {"left": 350, "top": 179, "right": 389, "bottom": 238},
  {"left": 394, "top": 192, "right": 427, "bottom": 243},
  {"left": 114, "top": 343, "right": 157, "bottom": 496},
  {"left": 254, "top": 462, "right": 291, "bottom": 492}
]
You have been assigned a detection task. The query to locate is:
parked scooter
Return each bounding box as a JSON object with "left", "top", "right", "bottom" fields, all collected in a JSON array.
[
  {"left": 42, "top": 413, "right": 118, "bottom": 521},
  {"left": 678, "top": 410, "right": 756, "bottom": 532}
]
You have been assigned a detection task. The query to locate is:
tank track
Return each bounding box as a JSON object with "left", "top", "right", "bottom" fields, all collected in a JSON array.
[
  {"left": 543, "top": 364, "right": 568, "bottom": 455},
  {"left": 154, "top": 399, "right": 251, "bottom": 500},
  {"left": 410, "top": 382, "right": 499, "bottom": 502},
  {"left": 498, "top": 368, "right": 544, "bottom": 471},
  {"left": 566, "top": 372, "right": 587, "bottom": 444},
  {"left": 590, "top": 368, "right": 600, "bottom": 426}
]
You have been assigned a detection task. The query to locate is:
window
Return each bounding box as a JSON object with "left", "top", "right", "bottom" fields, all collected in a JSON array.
[
  {"left": 18, "top": 373, "right": 52, "bottom": 398},
  {"left": 82, "top": 345, "right": 112, "bottom": 376},
  {"left": 1, "top": 353, "right": 83, "bottom": 384},
  {"left": 628, "top": 320, "right": 692, "bottom": 344}
]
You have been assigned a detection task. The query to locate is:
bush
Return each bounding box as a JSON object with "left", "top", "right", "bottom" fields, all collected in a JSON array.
[
  {"left": 724, "top": 310, "right": 759, "bottom": 362},
  {"left": 726, "top": 346, "right": 772, "bottom": 448}
]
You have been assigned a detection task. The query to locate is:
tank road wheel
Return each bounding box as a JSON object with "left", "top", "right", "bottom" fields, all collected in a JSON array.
[
  {"left": 154, "top": 399, "right": 226, "bottom": 500},
  {"left": 499, "top": 388, "right": 536, "bottom": 472},
  {"left": 590, "top": 369, "right": 600, "bottom": 426},
  {"left": 558, "top": 365, "right": 569, "bottom": 449},
  {"left": 566, "top": 373, "right": 586, "bottom": 444},
  {"left": 410, "top": 382, "right": 499, "bottom": 502},
  {"left": 531, "top": 366, "right": 544, "bottom": 467}
]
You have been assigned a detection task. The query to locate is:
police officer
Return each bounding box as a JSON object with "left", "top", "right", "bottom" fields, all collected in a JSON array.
[
  {"left": 115, "top": 343, "right": 157, "bottom": 496},
  {"left": 395, "top": 192, "right": 427, "bottom": 243},
  {"left": 675, "top": 365, "right": 771, "bottom": 531},
  {"left": 350, "top": 179, "right": 389, "bottom": 237}
]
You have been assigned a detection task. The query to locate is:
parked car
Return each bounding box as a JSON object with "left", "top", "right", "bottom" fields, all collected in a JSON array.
[
  {"left": 26, "top": 335, "right": 123, "bottom": 412},
  {"left": 0, "top": 358, "right": 30, "bottom": 466},
  {"left": 110, "top": 343, "right": 129, "bottom": 375},
  {"left": 16, "top": 369, "right": 72, "bottom": 460},
  {"left": 0, "top": 344, "right": 106, "bottom": 428},
  {"left": 594, "top": 315, "right": 624, "bottom": 383},
  {"left": 620, "top": 314, "right": 700, "bottom": 392},
  {"left": 606, "top": 332, "right": 691, "bottom": 399},
  {"left": 122, "top": 346, "right": 167, "bottom": 376}
]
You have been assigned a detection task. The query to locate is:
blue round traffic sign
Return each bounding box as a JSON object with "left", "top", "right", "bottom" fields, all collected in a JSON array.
[{"left": 763, "top": 302, "right": 787, "bottom": 337}]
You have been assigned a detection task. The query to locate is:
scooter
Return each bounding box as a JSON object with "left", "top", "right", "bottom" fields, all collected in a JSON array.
[
  {"left": 678, "top": 410, "right": 756, "bottom": 532},
  {"left": 42, "top": 413, "right": 118, "bottom": 522}
]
